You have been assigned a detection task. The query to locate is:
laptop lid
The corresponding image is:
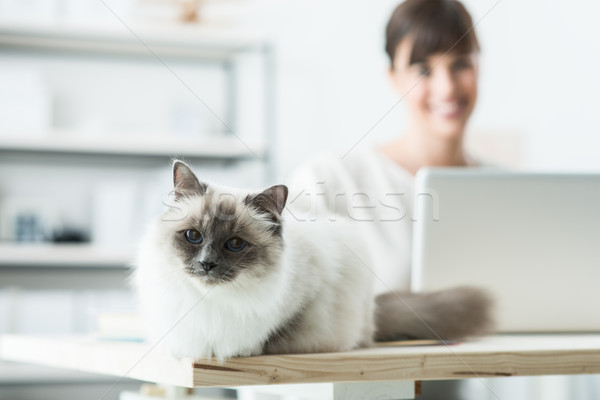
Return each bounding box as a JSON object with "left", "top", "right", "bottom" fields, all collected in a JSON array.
[{"left": 411, "top": 168, "right": 600, "bottom": 332}]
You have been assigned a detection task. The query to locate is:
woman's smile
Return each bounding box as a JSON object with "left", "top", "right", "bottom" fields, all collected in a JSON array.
[{"left": 428, "top": 98, "right": 468, "bottom": 120}]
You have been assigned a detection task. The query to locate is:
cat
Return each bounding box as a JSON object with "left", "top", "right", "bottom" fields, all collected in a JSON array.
[{"left": 133, "top": 161, "right": 493, "bottom": 361}]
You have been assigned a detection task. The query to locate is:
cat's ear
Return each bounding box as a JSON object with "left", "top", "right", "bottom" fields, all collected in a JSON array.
[
  {"left": 173, "top": 161, "right": 207, "bottom": 199},
  {"left": 245, "top": 185, "right": 288, "bottom": 216}
]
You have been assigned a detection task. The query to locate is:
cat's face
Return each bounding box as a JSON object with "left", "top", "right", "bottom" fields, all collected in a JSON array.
[{"left": 162, "top": 161, "right": 288, "bottom": 286}]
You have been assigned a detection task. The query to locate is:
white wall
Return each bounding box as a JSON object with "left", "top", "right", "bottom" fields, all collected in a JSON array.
[{"left": 467, "top": 0, "right": 600, "bottom": 171}]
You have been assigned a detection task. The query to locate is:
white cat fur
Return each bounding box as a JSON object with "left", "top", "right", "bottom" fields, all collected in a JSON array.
[{"left": 133, "top": 181, "right": 375, "bottom": 361}]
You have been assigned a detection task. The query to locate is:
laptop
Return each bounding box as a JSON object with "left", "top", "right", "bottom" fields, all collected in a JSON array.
[{"left": 411, "top": 168, "right": 600, "bottom": 332}]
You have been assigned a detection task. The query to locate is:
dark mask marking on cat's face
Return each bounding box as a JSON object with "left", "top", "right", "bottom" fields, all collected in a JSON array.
[
  {"left": 171, "top": 194, "right": 284, "bottom": 285},
  {"left": 167, "top": 162, "right": 287, "bottom": 285}
]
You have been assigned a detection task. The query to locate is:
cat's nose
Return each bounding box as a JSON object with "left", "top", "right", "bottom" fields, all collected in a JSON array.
[{"left": 200, "top": 261, "right": 217, "bottom": 272}]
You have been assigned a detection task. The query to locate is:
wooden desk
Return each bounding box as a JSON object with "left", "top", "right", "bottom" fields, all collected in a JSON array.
[{"left": 1, "top": 334, "right": 600, "bottom": 399}]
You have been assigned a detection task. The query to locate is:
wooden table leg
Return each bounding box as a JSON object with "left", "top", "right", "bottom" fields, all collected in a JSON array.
[
  {"left": 120, "top": 385, "right": 196, "bottom": 400},
  {"left": 123, "top": 381, "right": 418, "bottom": 400},
  {"left": 237, "top": 381, "right": 416, "bottom": 400},
  {"left": 333, "top": 381, "right": 415, "bottom": 399}
]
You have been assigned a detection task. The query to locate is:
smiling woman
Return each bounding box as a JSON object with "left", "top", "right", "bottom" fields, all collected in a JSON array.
[
  {"left": 288, "top": 0, "right": 485, "bottom": 294},
  {"left": 286, "top": 2, "right": 486, "bottom": 398},
  {"left": 381, "top": 0, "right": 481, "bottom": 174}
]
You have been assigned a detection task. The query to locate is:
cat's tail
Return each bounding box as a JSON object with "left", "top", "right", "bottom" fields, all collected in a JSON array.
[{"left": 374, "top": 286, "right": 495, "bottom": 342}]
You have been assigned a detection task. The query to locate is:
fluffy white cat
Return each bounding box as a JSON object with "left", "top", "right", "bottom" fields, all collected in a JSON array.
[{"left": 133, "top": 161, "right": 493, "bottom": 361}]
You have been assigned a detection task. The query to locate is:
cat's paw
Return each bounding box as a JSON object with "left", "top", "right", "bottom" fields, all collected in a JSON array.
[
  {"left": 167, "top": 343, "right": 236, "bottom": 362},
  {"left": 229, "top": 344, "right": 263, "bottom": 358}
]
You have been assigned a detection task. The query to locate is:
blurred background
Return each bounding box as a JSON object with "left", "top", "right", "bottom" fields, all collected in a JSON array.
[{"left": 0, "top": 0, "right": 599, "bottom": 399}]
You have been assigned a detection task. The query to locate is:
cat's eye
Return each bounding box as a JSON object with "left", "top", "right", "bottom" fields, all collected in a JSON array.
[
  {"left": 184, "top": 229, "right": 203, "bottom": 244},
  {"left": 225, "top": 237, "right": 246, "bottom": 252}
]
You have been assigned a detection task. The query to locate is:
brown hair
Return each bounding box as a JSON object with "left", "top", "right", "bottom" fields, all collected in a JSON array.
[{"left": 385, "top": 0, "right": 479, "bottom": 69}]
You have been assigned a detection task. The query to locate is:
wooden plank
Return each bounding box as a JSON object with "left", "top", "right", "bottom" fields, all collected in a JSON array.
[
  {"left": 190, "top": 335, "right": 600, "bottom": 386},
  {"left": 2, "top": 335, "right": 600, "bottom": 388}
]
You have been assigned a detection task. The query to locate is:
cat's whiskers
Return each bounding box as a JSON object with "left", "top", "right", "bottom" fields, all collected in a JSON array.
[{"left": 149, "top": 266, "right": 184, "bottom": 282}]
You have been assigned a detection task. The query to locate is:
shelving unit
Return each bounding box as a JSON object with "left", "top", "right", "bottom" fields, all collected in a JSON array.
[
  {"left": 0, "top": 244, "right": 133, "bottom": 269},
  {"left": 0, "top": 20, "right": 277, "bottom": 261},
  {"left": 0, "top": 21, "right": 268, "bottom": 59},
  {"left": 0, "top": 23, "right": 278, "bottom": 395},
  {"left": 0, "top": 131, "right": 264, "bottom": 161},
  {"left": 0, "top": 20, "right": 276, "bottom": 172}
]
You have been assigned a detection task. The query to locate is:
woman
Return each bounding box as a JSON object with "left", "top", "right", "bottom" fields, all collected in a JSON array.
[
  {"left": 288, "top": 0, "right": 481, "bottom": 296},
  {"left": 285, "top": 2, "right": 483, "bottom": 398},
  {"left": 382, "top": 0, "right": 479, "bottom": 175}
]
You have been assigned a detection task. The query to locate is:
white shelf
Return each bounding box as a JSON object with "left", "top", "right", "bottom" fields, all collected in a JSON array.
[
  {"left": 0, "top": 244, "right": 134, "bottom": 268},
  {"left": 0, "top": 20, "right": 269, "bottom": 60},
  {"left": 0, "top": 132, "right": 264, "bottom": 161},
  {"left": 0, "top": 361, "right": 124, "bottom": 384}
]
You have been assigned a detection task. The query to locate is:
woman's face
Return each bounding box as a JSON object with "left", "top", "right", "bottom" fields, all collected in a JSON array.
[{"left": 389, "top": 39, "right": 479, "bottom": 141}]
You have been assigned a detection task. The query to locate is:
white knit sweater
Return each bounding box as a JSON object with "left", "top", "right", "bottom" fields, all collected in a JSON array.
[{"left": 286, "top": 148, "right": 415, "bottom": 295}]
